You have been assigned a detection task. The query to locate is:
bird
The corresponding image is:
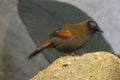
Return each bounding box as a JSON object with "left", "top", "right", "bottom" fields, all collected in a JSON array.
[{"left": 28, "top": 20, "right": 103, "bottom": 59}]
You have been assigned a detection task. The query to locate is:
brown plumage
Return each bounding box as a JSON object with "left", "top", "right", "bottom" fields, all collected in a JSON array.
[{"left": 28, "top": 20, "right": 103, "bottom": 59}]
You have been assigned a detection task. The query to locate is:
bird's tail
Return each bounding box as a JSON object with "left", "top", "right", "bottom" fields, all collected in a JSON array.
[{"left": 28, "top": 41, "right": 52, "bottom": 59}]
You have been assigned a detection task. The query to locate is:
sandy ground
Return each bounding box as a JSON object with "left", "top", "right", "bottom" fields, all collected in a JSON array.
[{"left": 0, "top": 0, "right": 120, "bottom": 80}]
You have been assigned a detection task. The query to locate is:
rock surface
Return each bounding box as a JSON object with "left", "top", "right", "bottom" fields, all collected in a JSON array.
[{"left": 31, "top": 51, "right": 120, "bottom": 80}]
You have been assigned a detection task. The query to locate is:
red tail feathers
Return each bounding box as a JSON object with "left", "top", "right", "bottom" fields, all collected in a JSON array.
[{"left": 28, "top": 41, "right": 52, "bottom": 59}]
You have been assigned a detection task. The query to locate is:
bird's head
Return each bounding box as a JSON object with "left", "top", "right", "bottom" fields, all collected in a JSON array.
[{"left": 87, "top": 20, "right": 103, "bottom": 34}]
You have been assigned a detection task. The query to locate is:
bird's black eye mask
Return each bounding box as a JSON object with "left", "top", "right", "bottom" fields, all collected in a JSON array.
[
  {"left": 88, "top": 21, "right": 97, "bottom": 30},
  {"left": 88, "top": 21, "right": 103, "bottom": 33}
]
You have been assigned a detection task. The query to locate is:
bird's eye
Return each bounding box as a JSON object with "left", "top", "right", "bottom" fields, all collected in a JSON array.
[
  {"left": 90, "top": 22, "right": 97, "bottom": 28},
  {"left": 88, "top": 21, "right": 97, "bottom": 30}
]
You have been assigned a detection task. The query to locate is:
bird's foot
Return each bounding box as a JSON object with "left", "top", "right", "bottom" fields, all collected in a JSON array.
[{"left": 71, "top": 52, "right": 77, "bottom": 56}]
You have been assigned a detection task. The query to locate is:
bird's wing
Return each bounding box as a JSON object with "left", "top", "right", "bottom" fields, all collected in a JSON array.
[
  {"left": 50, "top": 30, "right": 74, "bottom": 38},
  {"left": 55, "top": 30, "right": 74, "bottom": 38}
]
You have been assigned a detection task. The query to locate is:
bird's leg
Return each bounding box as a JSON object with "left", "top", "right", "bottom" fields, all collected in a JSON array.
[{"left": 71, "top": 52, "right": 77, "bottom": 56}]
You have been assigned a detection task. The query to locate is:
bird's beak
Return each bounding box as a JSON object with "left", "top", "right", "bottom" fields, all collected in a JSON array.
[
  {"left": 99, "top": 29, "right": 104, "bottom": 33},
  {"left": 97, "top": 27, "right": 104, "bottom": 33}
]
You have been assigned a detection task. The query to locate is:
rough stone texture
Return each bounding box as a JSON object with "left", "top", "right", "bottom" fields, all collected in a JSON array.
[{"left": 31, "top": 51, "right": 120, "bottom": 80}]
